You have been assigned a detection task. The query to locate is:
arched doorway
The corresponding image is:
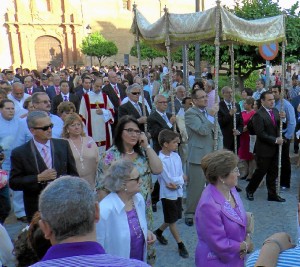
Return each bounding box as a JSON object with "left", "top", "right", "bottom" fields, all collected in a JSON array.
[{"left": 35, "top": 36, "right": 62, "bottom": 70}]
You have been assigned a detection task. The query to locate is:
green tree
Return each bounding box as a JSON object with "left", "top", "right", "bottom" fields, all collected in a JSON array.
[
  {"left": 80, "top": 32, "right": 118, "bottom": 65},
  {"left": 130, "top": 41, "right": 166, "bottom": 65},
  {"left": 200, "top": 0, "right": 300, "bottom": 90}
]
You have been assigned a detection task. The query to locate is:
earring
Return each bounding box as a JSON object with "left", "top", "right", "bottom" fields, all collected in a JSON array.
[
  {"left": 124, "top": 187, "right": 127, "bottom": 192},
  {"left": 220, "top": 179, "right": 225, "bottom": 184}
]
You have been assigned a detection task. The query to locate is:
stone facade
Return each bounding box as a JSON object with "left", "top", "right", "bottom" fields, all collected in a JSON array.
[{"left": 0, "top": 0, "right": 218, "bottom": 71}]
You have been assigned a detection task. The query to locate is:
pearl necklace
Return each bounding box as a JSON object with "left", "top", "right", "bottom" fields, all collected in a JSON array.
[
  {"left": 125, "top": 150, "right": 135, "bottom": 155},
  {"left": 69, "top": 136, "right": 84, "bottom": 169}
]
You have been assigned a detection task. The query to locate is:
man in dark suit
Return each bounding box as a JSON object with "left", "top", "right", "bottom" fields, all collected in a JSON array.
[
  {"left": 118, "top": 83, "right": 149, "bottom": 132},
  {"left": 246, "top": 91, "right": 285, "bottom": 202},
  {"left": 148, "top": 95, "right": 176, "bottom": 153},
  {"left": 51, "top": 80, "right": 80, "bottom": 115},
  {"left": 218, "top": 86, "right": 244, "bottom": 153},
  {"left": 75, "top": 76, "right": 92, "bottom": 100},
  {"left": 9, "top": 110, "right": 78, "bottom": 222},
  {"left": 102, "top": 71, "right": 127, "bottom": 134},
  {"left": 167, "top": 85, "right": 186, "bottom": 114},
  {"left": 24, "top": 75, "right": 42, "bottom": 95},
  {"left": 60, "top": 69, "right": 74, "bottom": 93},
  {"left": 148, "top": 94, "right": 176, "bottom": 211}
]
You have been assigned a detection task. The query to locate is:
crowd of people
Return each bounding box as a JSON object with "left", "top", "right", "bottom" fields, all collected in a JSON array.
[{"left": 0, "top": 63, "right": 300, "bottom": 267}]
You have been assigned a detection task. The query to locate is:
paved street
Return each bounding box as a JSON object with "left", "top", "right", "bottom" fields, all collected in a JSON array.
[{"left": 4, "top": 161, "right": 299, "bottom": 267}]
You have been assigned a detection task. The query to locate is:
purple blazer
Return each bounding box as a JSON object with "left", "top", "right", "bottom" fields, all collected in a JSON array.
[{"left": 195, "top": 184, "right": 247, "bottom": 267}]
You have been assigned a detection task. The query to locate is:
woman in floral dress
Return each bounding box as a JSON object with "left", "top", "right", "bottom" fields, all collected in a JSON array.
[{"left": 97, "top": 115, "right": 162, "bottom": 265}]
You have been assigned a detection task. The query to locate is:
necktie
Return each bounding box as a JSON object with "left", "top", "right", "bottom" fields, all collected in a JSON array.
[
  {"left": 227, "top": 103, "right": 232, "bottom": 110},
  {"left": 55, "top": 87, "right": 60, "bottom": 95},
  {"left": 269, "top": 109, "right": 276, "bottom": 126},
  {"left": 42, "top": 146, "right": 52, "bottom": 169},
  {"left": 135, "top": 103, "right": 142, "bottom": 116},
  {"left": 63, "top": 95, "right": 68, "bottom": 101},
  {"left": 114, "top": 85, "right": 119, "bottom": 95},
  {"left": 28, "top": 88, "right": 32, "bottom": 95},
  {"left": 162, "top": 114, "right": 169, "bottom": 124}
]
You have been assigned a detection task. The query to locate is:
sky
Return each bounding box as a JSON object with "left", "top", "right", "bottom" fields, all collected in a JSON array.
[{"left": 277, "top": 0, "right": 299, "bottom": 10}]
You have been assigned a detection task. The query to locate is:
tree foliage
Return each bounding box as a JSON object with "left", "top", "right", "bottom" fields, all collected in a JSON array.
[
  {"left": 200, "top": 0, "right": 300, "bottom": 90},
  {"left": 130, "top": 42, "right": 166, "bottom": 65},
  {"left": 80, "top": 32, "right": 118, "bottom": 65}
]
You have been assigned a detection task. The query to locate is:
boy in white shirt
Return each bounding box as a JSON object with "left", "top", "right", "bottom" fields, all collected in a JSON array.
[{"left": 153, "top": 129, "right": 189, "bottom": 258}]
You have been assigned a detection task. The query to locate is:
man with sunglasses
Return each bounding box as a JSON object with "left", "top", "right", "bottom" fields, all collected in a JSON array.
[
  {"left": 118, "top": 83, "right": 150, "bottom": 132},
  {"left": 10, "top": 110, "right": 78, "bottom": 222}
]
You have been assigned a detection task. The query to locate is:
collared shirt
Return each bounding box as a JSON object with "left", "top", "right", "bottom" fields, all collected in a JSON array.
[
  {"left": 121, "top": 97, "right": 151, "bottom": 114},
  {"left": 156, "top": 110, "right": 172, "bottom": 128},
  {"left": 30, "top": 241, "right": 149, "bottom": 267},
  {"left": 253, "top": 88, "right": 266, "bottom": 100},
  {"left": 0, "top": 115, "right": 21, "bottom": 171},
  {"left": 33, "top": 139, "right": 52, "bottom": 168},
  {"left": 157, "top": 151, "right": 184, "bottom": 200},
  {"left": 274, "top": 99, "right": 296, "bottom": 139},
  {"left": 61, "top": 93, "right": 70, "bottom": 101},
  {"left": 199, "top": 108, "right": 214, "bottom": 124},
  {"left": 289, "top": 86, "right": 300, "bottom": 100}
]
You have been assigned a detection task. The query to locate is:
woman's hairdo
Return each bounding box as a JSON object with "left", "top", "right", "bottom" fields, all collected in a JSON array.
[{"left": 201, "top": 150, "right": 238, "bottom": 184}]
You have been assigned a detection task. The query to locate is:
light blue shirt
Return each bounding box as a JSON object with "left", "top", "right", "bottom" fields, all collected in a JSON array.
[
  {"left": 0, "top": 115, "right": 21, "bottom": 171},
  {"left": 275, "top": 98, "right": 296, "bottom": 140},
  {"left": 253, "top": 88, "right": 266, "bottom": 100}
]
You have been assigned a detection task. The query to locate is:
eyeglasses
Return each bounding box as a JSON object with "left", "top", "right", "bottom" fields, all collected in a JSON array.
[
  {"left": 231, "top": 167, "right": 240, "bottom": 174},
  {"left": 158, "top": 101, "right": 168, "bottom": 104},
  {"left": 37, "top": 100, "right": 51, "bottom": 104},
  {"left": 104, "top": 80, "right": 109, "bottom": 83},
  {"left": 125, "top": 175, "right": 141, "bottom": 182},
  {"left": 33, "top": 123, "right": 54, "bottom": 131},
  {"left": 123, "top": 128, "right": 141, "bottom": 135},
  {"left": 131, "top": 92, "right": 141, "bottom": 95}
]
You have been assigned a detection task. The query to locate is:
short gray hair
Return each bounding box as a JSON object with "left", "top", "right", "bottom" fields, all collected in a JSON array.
[
  {"left": 154, "top": 94, "right": 166, "bottom": 104},
  {"left": 39, "top": 176, "right": 96, "bottom": 242},
  {"left": 176, "top": 85, "right": 186, "bottom": 93},
  {"left": 221, "top": 86, "right": 231, "bottom": 95},
  {"left": 103, "top": 159, "right": 135, "bottom": 192},
  {"left": 12, "top": 82, "right": 24, "bottom": 91},
  {"left": 126, "top": 83, "right": 141, "bottom": 94},
  {"left": 27, "top": 110, "right": 48, "bottom": 128}
]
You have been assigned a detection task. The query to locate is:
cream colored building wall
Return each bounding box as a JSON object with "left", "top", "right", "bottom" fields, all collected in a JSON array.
[{"left": 0, "top": 0, "right": 223, "bottom": 70}]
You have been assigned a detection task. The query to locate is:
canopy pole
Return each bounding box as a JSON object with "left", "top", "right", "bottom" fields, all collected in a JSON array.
[
  {"left": 213, "top": 0, "right": 221, "bottom": 151},
  {"left": 133, "top": 3, "right": 147, "bottom": 133},
  {"left": 277, "top": 14, "right": 286, "bottom": 196},
  {"left": 164, "top": 6, "right": 176, "bottom": 132},
  {"left": 230, "top": 43, "right": 237, "bottom": 154}
]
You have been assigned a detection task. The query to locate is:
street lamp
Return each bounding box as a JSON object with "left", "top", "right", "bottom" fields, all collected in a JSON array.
[{"left": 86, "top": 24, "right": 92, "bottom": 67}]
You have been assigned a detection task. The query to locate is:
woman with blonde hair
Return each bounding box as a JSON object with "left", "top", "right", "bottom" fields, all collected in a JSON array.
[
  {"left": 62, "top": 113, "right": 98, "bottom": 188},
  {"left": 195, "top": 149, "right": 253, "bottom": 267}
]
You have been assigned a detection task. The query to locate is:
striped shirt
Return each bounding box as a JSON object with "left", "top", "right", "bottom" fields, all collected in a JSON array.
[
  {"left": 246, "top": 246, "right": 300, "bottom": 267},
  {"left": 30, "top": 241, "right": 149, "bottom": 267}
]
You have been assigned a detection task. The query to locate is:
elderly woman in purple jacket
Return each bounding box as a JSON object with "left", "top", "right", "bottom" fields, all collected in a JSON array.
[{"left": 195, "top": 150, "right": 253, "bottom": 267}]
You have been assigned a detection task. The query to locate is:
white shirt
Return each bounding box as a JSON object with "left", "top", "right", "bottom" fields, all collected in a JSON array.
[
  {"left": 156, "top": 110, "right": 173, "bottom": 128},
  {"left": 7, "top": 93, "right": 30, "bottom": 118},
  {"left": 157, "top": 151, "right": 184, "bottom": 200},
  {"left": 61, "top": 92, "right": 70, "bottom": 101},
  {"left": 96, "top": 192, "right": 147, "bottom": 261},
  {"left": 121, "top": 97, "right": 151, "bottom": 114},
  {"left": 33, "top": 139, "right": 52, "bottom": 168}
]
